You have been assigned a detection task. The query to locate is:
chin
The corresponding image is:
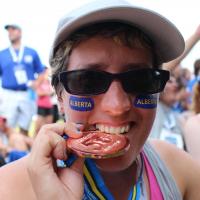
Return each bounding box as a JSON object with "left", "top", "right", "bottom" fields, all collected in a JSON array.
[{"left": 95, "top": 151, "right": 137, "bottom": 172}]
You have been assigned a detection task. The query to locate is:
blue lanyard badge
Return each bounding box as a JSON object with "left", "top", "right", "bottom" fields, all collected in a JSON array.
[{"left": 14, "top": 64, "right": 28, "bottom": 85}]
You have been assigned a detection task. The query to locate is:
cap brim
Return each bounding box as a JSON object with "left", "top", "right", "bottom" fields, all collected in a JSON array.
[
  {"left": 51, "top": 5, "right": 184, "bottom": 65},
  {"left": 4, "top": 24, "right": 21, "bottom": 30}
]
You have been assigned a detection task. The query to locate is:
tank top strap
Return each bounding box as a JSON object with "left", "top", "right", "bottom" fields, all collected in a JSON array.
[
  {"left": 142, "top": 142, "right": 182, "bottom": 199},
  {"left": 141, "top": 151, "right": 164, "bottom": 200}
]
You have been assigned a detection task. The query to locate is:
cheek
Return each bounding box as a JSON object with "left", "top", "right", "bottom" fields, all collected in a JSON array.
[
  {"left": 63, "top": 95, "right": 95, "bottom": 122},
  {"left": 140, "top": 109, "right": 156, "bottom": 145},
  {"left": 133, "top": 94, "right": 158, "bottom": 109},
  {"left": 131, "top": 94, "right": 158, "bottom": 139}
]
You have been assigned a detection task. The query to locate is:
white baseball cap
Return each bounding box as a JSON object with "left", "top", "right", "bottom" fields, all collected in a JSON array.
[{"left": 50, "top": 0, "right": 184, "bottom": 65}]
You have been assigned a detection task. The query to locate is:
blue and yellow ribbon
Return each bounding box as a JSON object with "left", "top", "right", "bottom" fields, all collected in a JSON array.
[{"left": 83, "top": 158, "right": 143, "bottom": 200}]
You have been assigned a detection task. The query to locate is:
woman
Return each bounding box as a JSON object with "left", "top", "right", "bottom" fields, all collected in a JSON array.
[{"left": 0, "top": 1, "right": 200, "bottom": 199}]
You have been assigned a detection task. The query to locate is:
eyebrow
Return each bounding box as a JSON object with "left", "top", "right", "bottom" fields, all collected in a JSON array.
[
  {"left": 76, "top": 62, "right": 152, "bottom": 71},
  {"left": 122, "top": 63, "right": 152, "bottom": 70}
]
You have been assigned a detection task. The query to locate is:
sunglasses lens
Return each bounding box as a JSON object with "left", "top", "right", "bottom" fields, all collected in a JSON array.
[
  {"left": 60, "top": 70, "right": 110, "bottom": 95},
  {"left": 123, "top": 69, "right": 169, "bottom": 94},
  {"left": 59, "top": 68, "right": 169, "bottom": 96}
]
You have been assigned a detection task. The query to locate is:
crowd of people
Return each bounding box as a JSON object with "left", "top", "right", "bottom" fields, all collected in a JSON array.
[{"left": 0, "top": 0, "right": 200, "bottom": 199}]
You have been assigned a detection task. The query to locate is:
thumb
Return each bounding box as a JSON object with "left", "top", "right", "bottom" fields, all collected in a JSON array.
[
  {"left": 57, "top": 157, "right": 85, "bottom": 198},
  {"left": 57, "top": 157, "right": 85, "bottom": 179}
]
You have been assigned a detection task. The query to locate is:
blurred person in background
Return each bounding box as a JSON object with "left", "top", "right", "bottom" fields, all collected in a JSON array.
[
  {"left": 0, "top": 24, "right": 44, "bottom": 135},
  {"left": 149, "top": 75, "right": 186, "bottom": 150},
  {"left": 172, "top": 68, "right": 191, "bottom": 113},
  {"left": 186, "top": 58, "right": 200, "bottom": 95},
  {"left": 34, "top": 67, "right": 54, "bottom": 136},
  {"left": 0, "top": 115, "right": 33, "bottom": 163},
  {"left": 163, "top": 24, "right": 200, "bottom": 111},
  {"left": 184, "top": 80, "right": 200, "bottom": 162}
]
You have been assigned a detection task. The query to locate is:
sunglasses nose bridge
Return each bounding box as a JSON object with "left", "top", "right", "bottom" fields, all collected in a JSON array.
[
  {"left": 108, "top": 73, "right": 125, "bottom": 88},
  {"left": 109, "top": 73, "right": 129, "bottom": 94},
  {"left": 100, "top": 79, "right": 132, "bottom": 115}
]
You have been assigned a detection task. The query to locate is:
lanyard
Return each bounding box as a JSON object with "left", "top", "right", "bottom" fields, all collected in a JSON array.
[
  {"left": 83, "top": 156, "right": 143, "bottom": 200},
  {"left": 163, "top": 112, "right": 176, "bottom": 130},
  {"left": 9, "top": 45, "right": 24, "bottom": 63}
]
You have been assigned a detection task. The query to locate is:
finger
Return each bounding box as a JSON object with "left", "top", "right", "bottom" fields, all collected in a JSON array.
[
  {"left": 58, "top": 157, "right": 85, "bottom": 178},
  {"left": 63, "top": 121, "right": 84, "bottom": 138},
  {"left": 31, "top": 129, "right": 67, "bottom": 166},
  {"left": 39, "top": 122, "right": 83, "bottom": 138},
  {"left": 57, "top": 157, "right": 85, "bottom": 199}
]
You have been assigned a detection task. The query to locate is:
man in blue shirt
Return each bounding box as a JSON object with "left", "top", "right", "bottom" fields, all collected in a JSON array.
[{"left": 0, "top": 24, "right": 44, "bottom": 135}]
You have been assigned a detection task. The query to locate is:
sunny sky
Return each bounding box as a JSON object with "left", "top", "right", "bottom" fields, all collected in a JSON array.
[{"left": 0, "top": 0, "right": 200, "bottom": 72}]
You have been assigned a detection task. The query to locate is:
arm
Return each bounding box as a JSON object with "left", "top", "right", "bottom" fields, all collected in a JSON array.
[
  {"left": 0, "top": 157, "right": 37, "bottom": 200},
  {"left": 183, "top": 116, "right": 200, "bottom": 162},
  {"left": 150, "top": 139, "right": 200, "bottom": 200},
  {"left": 163, "top": 25, "right": 200, "bottom": 70}
]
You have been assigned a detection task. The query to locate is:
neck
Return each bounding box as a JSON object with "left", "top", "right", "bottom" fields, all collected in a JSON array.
[
  {"left": 11, "top": 40, "right": 21, "bottom": 50},
  {"left": 101, "top": 160, "right": 137, "bottom": 186},
  {"left": 99, "top": 161, "right": 138, "bottom": 199}
]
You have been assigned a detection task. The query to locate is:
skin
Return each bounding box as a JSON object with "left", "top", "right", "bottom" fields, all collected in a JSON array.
[
  {"left": 7, "top": 27, "right": 22, "bottom": 45},
  {"left": 160, "top": 76, "right": 179, "bottom": 106},
  {"left": 184, "top": 114, "right": 200, "bottom": 163},
  {"left": 0, "top": 36, "right": 200, "bottom": 200}
]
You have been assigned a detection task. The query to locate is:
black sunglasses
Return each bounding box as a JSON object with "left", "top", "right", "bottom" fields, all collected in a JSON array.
[{"left": 58, "top": 68, "right": 169, "bottom": 96}]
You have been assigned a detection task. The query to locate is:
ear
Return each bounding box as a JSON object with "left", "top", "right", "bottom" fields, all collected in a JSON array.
[{"left": 57, "top": 95, "right": 65, "bottom": 114}]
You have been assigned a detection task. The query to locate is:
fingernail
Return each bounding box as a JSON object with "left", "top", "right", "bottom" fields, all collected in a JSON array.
[
  {"left": 76, "top": 123, "right": 84, "bottom": 132},
  {"left": 62, "top": 134, "right": 69, "bottom": 140}
]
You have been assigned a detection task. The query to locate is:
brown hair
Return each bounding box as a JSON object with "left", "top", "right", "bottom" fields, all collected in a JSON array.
[
  {"left": 191, "top": 82, "right": 200, "bottom": 113},
  {"left": 194, "top": 59, "right": 200, "bottom": 76}
]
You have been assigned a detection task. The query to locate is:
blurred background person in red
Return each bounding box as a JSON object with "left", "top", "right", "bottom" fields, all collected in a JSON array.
[{"left": 34, "top": 67, "right": 54, "bottom": 136}]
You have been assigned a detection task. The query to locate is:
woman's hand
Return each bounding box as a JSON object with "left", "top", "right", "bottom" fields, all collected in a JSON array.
[{"left": 27, "top": 122, "right": 84, "bottom": 200}]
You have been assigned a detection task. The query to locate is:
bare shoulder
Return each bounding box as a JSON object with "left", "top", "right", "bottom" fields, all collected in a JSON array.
[
  {"left": 0, "top": 156, "right": 36, "bottom": 200},
  {"left": 184, "top": 114, "right": 200, "bottom": 130},
  {"left": 149, "top": 139, "right": 200, "bottom": 200}
]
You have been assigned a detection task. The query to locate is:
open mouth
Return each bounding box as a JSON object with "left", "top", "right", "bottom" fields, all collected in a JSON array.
[{"left": 67, "top": 124, "right": 131, "bottom": 159}]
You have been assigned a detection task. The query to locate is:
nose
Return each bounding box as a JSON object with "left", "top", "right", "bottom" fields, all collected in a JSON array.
[{"left": 100, "top": 80, "right": 132, "bottom": 116}]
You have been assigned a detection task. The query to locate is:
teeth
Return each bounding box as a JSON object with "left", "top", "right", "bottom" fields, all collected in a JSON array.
[
  {"left": 95, "top": 124, "right": 130, "bottom": 134},
  {"left": 125, "top": 125, "right": 129, "bottom": 132},
  {"left": 120, "top": 127, "right": 125, "bottom": 133},
  {"left": 110, "top": 127, "right": 115, "bottom": 134}
]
